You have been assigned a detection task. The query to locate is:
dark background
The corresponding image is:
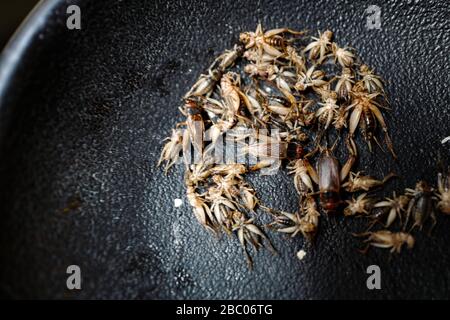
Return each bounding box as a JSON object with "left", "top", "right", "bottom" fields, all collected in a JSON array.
[
  {"left": 0, "top": 1, "right": 39, "bottom": 50},
  {"left": 0, "top": 0, "right": 449, "bottom": 299}
]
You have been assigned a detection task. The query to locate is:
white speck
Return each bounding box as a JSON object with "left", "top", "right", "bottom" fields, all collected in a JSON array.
[
  {"left": 297, "top": 249, "right": 307, "bottom": 260},
  {"left": 174, "top": 198, "right": 183, "bottom": 207},
  {"left": 442, "top": 136, "right": 450, "bottom": 145}
]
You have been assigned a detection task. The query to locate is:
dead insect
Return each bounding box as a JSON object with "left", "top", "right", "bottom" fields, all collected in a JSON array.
[
  {"left": 203, "top": 97, "right": 237, "bottom": 143},
  {"left": 232, "top": 211, "right": 276, "bottom": 269},
  {"left": 239, "top": 23, "right": 305, "bottom": 58},
  {"left": 347, "top": 85, "right": 396, "bottom": 158},
  {"left": 303, "top": 30, "right": 333, "bottom": 63},
  {"left": 272, "top": 210, "right": 304, "bottom": 237},
  {"left": 343, "top": 171, "right": 396, "bottom": 192},
  {"left": 158, "top": 129, "right": 184, "bottom": 172},
  {"left": 286, "top": 45, "right": 307, "bottom": 73},
  {"left": 208, "top": 191, "right": 237, "bottom": 233},
  {"left": 316, "top": 91, "right": 339, "bottom": 130},
  {"left": 210, "top": 164, "right": 247, "bottom": 179},
  {"left": 267, "top": 196, "right": 320, "bottom": 241},
  {"left": 215, "top": 43, "right": 245, "bottom": 71},
  {"left": 244, "top": 61, "right": 277, "bottom": 79},
  {"left": 184, "top": 66, "right": 222, "bottom": 98},
  {"left": 236, "top": 131, "right": 288, "bottom": 160},
  {"left": 268, "top": 65, "right": 297, "bottom": 97},
  {"left": 315, "top": 141, "right": 356, "bottom": 212},
  {"left": 242, "top": 50, "right": 279, "bottom": 64},
  {"left": 344, "top": 193, "right": 373, "bottom": 217},
  {"left": 182, "top": 97, "right": 205, "bottom": 157},
  {"left": 437, "top": 168, "right": 450, "bottom": 214},
  {"left": 294, "top": 65, "right": 328, "bottom": 92},
  {"left": 210, "top": 174, "right": 241, "bottom": 200},
  {"left": 185, "top": 162, "right": 213, "bottom": 187},
  {"left": 405, "top": 181, "right": 436, "bottom": 232},
  {"left": 287, "top": 158, "right": 318, "bottom": 195},
  {"left": 333, "top": 105, "right": 348, "bottom": 131},
  {"left": 331, "top": 43, "right": 355, "bottom": 67},
  {"left": 221, "top": 72, "right": 243, "bottom": 114},
  {"left": 373, "top": 192, "right": 410, "bottom": 227},
  {"left": 334, "top": 67, "right": 354, "bottom": 100},
  {"left": 355, "top": 231, "right": 414, "bottom": 254},
  {"left": 240, "top": 184, "right": 259, "bottom": 211},
  {"left": 358, "top": 64, "right": 385, "bottom": 94},
  {"left": 186, "top": 186, "right": 216, "bottom": 232},
  {"left": 299, "top": 195, "right": 320, "bottom": 240},
  {"left": 264, "top": 95, "right": 294, "bottom": 119}
]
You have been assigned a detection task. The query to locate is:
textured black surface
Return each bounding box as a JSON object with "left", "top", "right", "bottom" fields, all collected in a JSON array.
[{"left": 0, "top": 0, "right": 449, "bottom": 299}]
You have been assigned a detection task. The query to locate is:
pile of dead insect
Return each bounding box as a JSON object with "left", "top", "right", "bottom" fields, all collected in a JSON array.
[{"left": 158, "top": 24, "right": 450, "bottom": 268}]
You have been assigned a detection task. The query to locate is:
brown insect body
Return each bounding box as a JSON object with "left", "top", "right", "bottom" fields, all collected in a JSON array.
[
  {"left": 217, "top": 43, "right": 245, "bottom": 72},
  {"left": 343, "top": 171, "right": 396, "bottom": 193},
  {"left": 360, "top": 107, "right": 376, "bottom": 146},
  {"left": 405, "top": 181, "right": 436, "bottom": 231},
  {"left": 266, "top": 35, "right": 285, "bottom": 48},
  {"left": 317, "top": 149, "right": 341, "bottom": 212},
  {"left": 356, "top": 231, "right": 415, "bottom": 254},
  {"left": 184, "top": 98, "right": 205, "bottom": 157}
]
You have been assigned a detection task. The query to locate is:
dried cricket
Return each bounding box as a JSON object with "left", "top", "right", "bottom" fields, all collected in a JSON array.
[
  {"left": 264, "top": 95, "right": 294, "bottom": 119},
  {"left": 373, "top": 192, "right": 410, "bottom": 227},
  {"left": 267, "top": 196, "right": 320, "bottom": 241},
  {"left": 239, "top": 23, "right": 304, "bottom": 58},
  {"left": 347, "top": 85, "right": 396, "bottom": 158},
  {"left": 185, "top": 162, "right": 213, "bottom": 187},
  {"left": 210, "top": 164, "right": 247, "bottom": 179},
  {"left": 242, "top": 50, "right": 279, "bottom": 64},
  {"left": 300, "top": 195, "right": 321, "bottom": 240},
  {"left": 286, "top": 45, "right": 306, "bottom": 73},
  {"left": 232, "top": 211, "right": 276, "bottom": 268},
  {"left": 210, "top": 174, "right": 241, "bottom": 200},
  {"left": 316, "top": 91, "right": 339, "bottom": 130},
  {"left": 343, "top": 171, "right": 395, "bottom": 192},
  {"left": 237, "top": 130, "right": 288, "bottom": 157},
  {"left": 268, "top": 65, "right": 297, "bottom": 97},
  {"left": 158, "top": 129, "right": 183, "bottom": 172},
  {"left": 294, "top": 65, "right": 328, "bottom": 92},
  {"left": 333, "top": 105, "right": 348, "bottom": 131},
  {"left": 186, "top": 186, "right": 216, "bottom": 232},
  {"left": 358, "top": 64, "right": 385, "bottom": 94},
  {"left": 184, "top": 65, "right": 222, "bottom": 98},
  {"left": 182, "top": 97, "right": 205, "bottom": 156},
  {"left": 334, "top": 67, "right": 354, "bottom": 100},
  {"left": 244, "top": 61, "right": 277, "bottom": 79},
  {"left": 344, "top": 193, "right": 373, "bottom": 217},
  {"left": 287, "top": 158, "right": 317, "bottom": 195},
  {"left": 208, "top": 190, "right": 236, "bottom": 233},
  {"left": 331, "top": 43, "right": 355, "bottom": 67},
  {"left": 315, "top": 141, "right": 356, "bottom": 212},
  {"left": 355, "top": 231, "right": 414, "bottom": 254},
  {"left": 220, "top": 72, "right": 243, "bottom": 114},
  {"left": 215, "top": 43, "right": 245, "bottom": 71},
  {"left": 303, "top": 30, "right": 333, "bottom": 63},
  {"left": 405, "top": 181, "right": 436, "bottom": 232}
]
